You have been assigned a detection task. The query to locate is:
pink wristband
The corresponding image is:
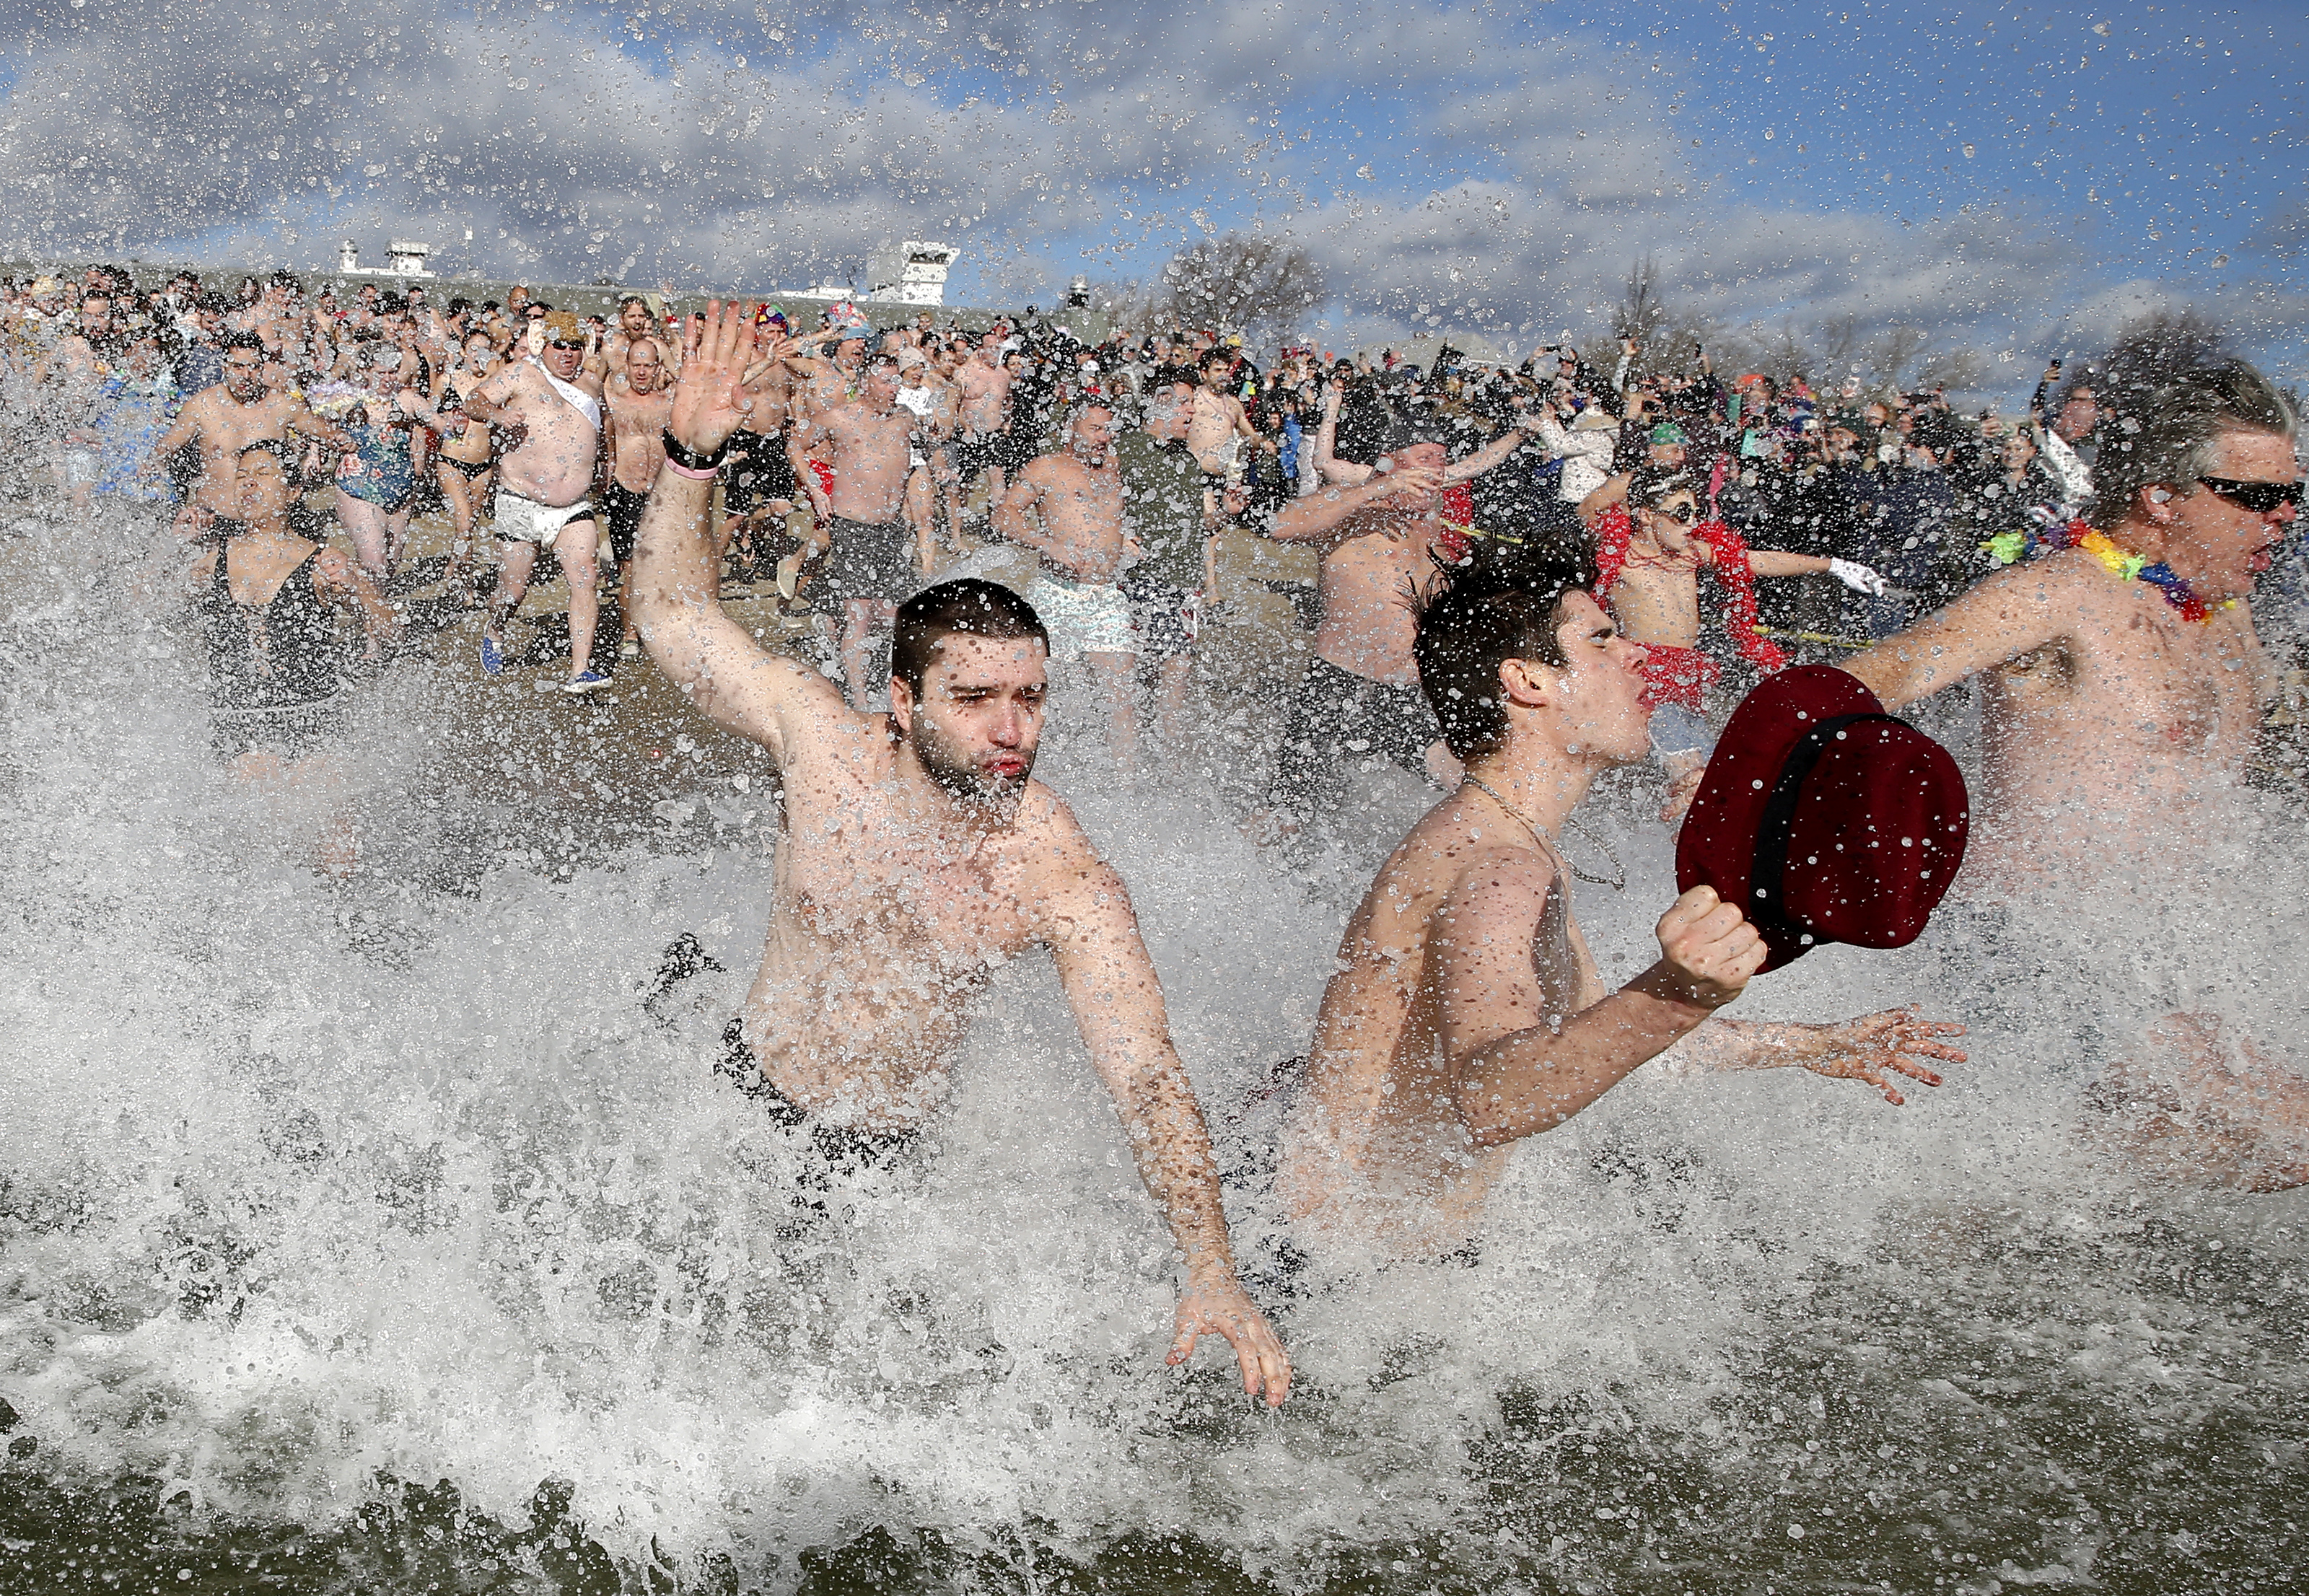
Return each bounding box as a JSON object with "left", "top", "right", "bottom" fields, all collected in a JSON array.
[{"left": 662, "top": 460, "right": 718, "bottom": 482}]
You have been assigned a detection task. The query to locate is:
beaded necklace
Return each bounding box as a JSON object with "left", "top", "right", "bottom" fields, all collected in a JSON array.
[{"left": 2074, "top": 527, "right": 2233, "bottom": 625}]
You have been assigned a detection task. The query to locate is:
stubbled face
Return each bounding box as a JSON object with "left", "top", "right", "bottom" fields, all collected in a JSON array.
[
  {"left": 893, "top": 632, "right": 1050, "bottom": 802},
  {"left": 224, "top": 348, "right": 268, "bottom": 403},
  {"left": 1144, "top": 382, "right": 1195, "bottom": 442},
  {"left": 620, "top": 304, "right": 654, "bottom": 338},
  {"left": 2162, "top": 429, "right": 2302, "bottom": 600},
  {"left": 625, "top": 340, "right": 663, "bottom": 393},
  {"left": 1069, "top": 408, "right": 1113, "bottom": 466},
  {"left": 1637, "top": 493, "right": 1701, "bottom": 554},
  {"left": 1544, "top": 591, "right": 1653, "bottom": 761},
  {"left": 864, "top": 364, "right": 900, "bottom": 406}
]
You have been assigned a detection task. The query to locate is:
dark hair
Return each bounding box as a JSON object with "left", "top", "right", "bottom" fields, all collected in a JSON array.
[
  {"left": 193, "top": 291, "right": 229, "bottom": 315},
  {"left": 2089, "top": 356, "right": 2298, "bottom": 532},
  {"left": 891, "top": 579, "right": 1050, "bottom": 697},
  {"left": 222, "top": 330, "right": 264, "bottom": 354},
  {"left": 1627, "top": 465, "right": 1695, "bottom": 510},
  {"left": 1413, "top": 551, "right": 1597, "bottom": 760}
]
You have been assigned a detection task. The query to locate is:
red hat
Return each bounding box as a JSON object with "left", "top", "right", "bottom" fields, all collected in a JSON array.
[{"left": 1675, "top": 666, "right": 1968, "bottom": 972}]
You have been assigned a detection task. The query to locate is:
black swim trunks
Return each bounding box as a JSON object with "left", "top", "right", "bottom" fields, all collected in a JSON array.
[
  {"left": 1266, "top": 655, "right": 1445, "bottom": 821},
  {"left": 717, "top": 1017, "right": 923, "bottom": 1172},
  {"left": 821, "top": 514, "right": 916, "bottom": 604},
  {"left": 722, "top": 426, "right": 797, "bottom": 512},
  {"left": 602, "top": 480, "right": 647, "bottom": 566},
  {"left": 951, "top": 430, "right": 1004, "bottom": 488}
]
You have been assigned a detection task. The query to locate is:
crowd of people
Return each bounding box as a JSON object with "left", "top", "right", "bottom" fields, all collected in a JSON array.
[{"left": 4, "top": 258, "right": 2305, "bottom": 1406}]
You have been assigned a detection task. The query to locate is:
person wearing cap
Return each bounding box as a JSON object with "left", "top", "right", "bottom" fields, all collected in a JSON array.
[
  {"left": 460, "top": 309, "right": 613, "bottom": 690},
  {"left": 1271, "top": 555, "right": 1962, "bottom": 1260},
  {"left": 1841, "top": 358, "right": 2300, "bottom": 893}
]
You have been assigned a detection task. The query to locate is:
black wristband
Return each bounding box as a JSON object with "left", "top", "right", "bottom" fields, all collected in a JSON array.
[{"left": 661, "top": 430, "right": 729, "bottom": 473}]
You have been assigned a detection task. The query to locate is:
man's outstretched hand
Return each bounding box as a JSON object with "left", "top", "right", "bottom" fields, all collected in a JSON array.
[
  {"left": 670, "top": 299, "right": 763, "bottom": 456},
  {"left": 1170, "top": 1271, "right": 1292, "bottom": 1408},
  {"left": 1782, "top": 1007, "right": 1965, "bottom": 1105}
]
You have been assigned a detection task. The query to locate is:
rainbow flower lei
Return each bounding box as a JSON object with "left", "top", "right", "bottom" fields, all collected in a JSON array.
[{"left": 2042, "top": 520, "right": 2233, "bottom": 624}]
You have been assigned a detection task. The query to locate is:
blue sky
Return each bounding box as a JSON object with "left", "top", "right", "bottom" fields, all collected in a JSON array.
[{"left": 0, "top": 0, "right": 2299, "bottom": 380}]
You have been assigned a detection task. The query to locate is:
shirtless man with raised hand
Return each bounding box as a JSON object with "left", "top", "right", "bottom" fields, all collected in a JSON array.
[
  {"left": 1261, "top": 418, "right": 1468, "bottom": 832},
  {"left": 1840, "top": 359, "right": 2298, "bottom": 890},
  {"left": 463, "top": 310, "right": 610, "bottom": 691},
  {"left": 1186, "top": 352, "right": 1256, "bottom": 483},
  {"left": 628, "top": 301, "right": 1291, "bottom": 1406},
  {"left": 802, "top": 351, "right": 930, "bottom": 706},
  {"left": 601, "top": 336, "right": 675, "bottom": 659},
  {"left": 954, "top": 328, "right": 1019, "bottom": 517},
  {"left": 993, "top": 405, "right": 1140, "bottom": 750},
  {"left": 1274, "top": 554, "right": 1961, "bottom": 1260},
  {"left": 142, "top": 331, "right": 352, "bottom": 545}
]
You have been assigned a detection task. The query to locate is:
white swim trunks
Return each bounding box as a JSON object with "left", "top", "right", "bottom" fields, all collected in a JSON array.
[
  {"left": 494, "top": 487, "right": 597, "bottom": 548},
  {"left": 1028, "top": 574, "right": 1137, "bottom": 659}
]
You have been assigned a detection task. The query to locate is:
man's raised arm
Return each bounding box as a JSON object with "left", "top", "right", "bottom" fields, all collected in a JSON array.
[
  {"left": 1270, "top": 465, "right": 1442, "bottom": 547},
  {"left": 1035, "top": 812, "right": 1292, "bottom": 1407},
  {"left": 631, "top": 302, "right": 854, "bottom": 762},
  {"left": 1840, "top": 556, "right": 2080, "bottom": 709}
]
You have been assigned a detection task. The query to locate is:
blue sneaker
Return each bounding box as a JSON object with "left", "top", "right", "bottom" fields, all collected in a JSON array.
[
  {"left": 564, "top": 669, "right": 610, "bottom": 695},
  {"left": 479, "top": 635, "right": 504, "bottom": 675}
]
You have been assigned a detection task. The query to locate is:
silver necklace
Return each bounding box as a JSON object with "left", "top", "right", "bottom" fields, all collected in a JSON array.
[{"left": 1462, "top": 776, "right": 1626, "bottom": 891}]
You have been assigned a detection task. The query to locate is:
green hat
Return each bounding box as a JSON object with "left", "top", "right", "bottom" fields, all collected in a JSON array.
[{"left": 1649, "top": 421, "right": 1688, "bottom": 446}]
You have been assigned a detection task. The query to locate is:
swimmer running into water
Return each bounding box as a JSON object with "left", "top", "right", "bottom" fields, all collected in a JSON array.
[
  {"left": 1274, "top": 552, "right": 1963, "bottom": 1261},
  {"left": 629, "top": 302, "right": 1292, "bottom": 1406}
]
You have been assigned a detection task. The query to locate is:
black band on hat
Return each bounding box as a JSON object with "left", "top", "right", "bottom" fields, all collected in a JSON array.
[{"left": 1745, "top": 711, "right": 1896, "bottom": 954}]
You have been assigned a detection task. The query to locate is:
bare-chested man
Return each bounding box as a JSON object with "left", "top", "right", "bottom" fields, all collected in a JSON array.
[
  {"left": 994, "top": 405, "right": 1140, "bottom": 748},
  {"left": 1841, "top": 359, "right": 2298, "bottom": 891},
  {"left": 1844, "top": 359, "right": 2306, "bottom": 1189},
  {"left": 953, "top": 328, "right": 1018, "bottom": 515},
  {"left": 799, "top": 351, "right": 929, "bottom": 706},
  {"left": 463, "top": 311, "right": 610, "bottom": 690},
  {"left": 1186, "top": 353, "right": 1256, "bottom": 481},
  {"left": 142, "top": 332, "right": 351, "bottom": 543},
  {"left": 628, "top": 301, "right": 1291, "bottom": 1406},
  {"left": 600, "top": 336, "right": 675, "bottom": 659},
  {"left": 1261, "top": 418, "right": 1480, "bottom": 828},
  {"left": 1274, "top": 554, "right": 1961, "bottom": 1260}
]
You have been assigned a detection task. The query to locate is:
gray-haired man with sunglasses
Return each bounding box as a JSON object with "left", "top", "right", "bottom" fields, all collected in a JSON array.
[{"left": 1844, "top": 358, "right": 2300, "bottom": 893}]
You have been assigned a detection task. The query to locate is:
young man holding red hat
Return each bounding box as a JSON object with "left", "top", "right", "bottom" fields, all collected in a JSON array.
[
  {"left": 1273, "top": 556, "right": 1963, "bottom": 1260},
  {"left": 1839, "top": 359, "right": 2298, "bottom": 890}
]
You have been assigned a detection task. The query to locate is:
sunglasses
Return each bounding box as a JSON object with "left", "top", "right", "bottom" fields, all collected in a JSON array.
[
  {"left": 1646, "top": 502, "right": 1699, "bottom": 524},
  {"left": 2197, "top": 475, "right": 2304, "bottom": 515},
  {"left": 546, "top": 338, "right": 586, "bottom": 351}
]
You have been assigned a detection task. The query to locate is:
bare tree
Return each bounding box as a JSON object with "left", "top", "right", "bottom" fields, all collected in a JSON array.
[
  {"left": 1817, "top": 314, "right": 1863, "bottom": 379},
  {"left": 1611, "top": 253, "right": 1670, "bottom": 349},
  {"left": 1151, "top": 233, "right": 1326, "bottom": 348},
  {"left": 1914, "top": 346, "right": 1989, "bottom": 394},
  {"left": 1871, "top": 325, "right": 1931, "bottom": 393}
]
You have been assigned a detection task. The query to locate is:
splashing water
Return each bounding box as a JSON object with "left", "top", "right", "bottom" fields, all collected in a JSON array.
[{"left": 2, "top": 504, "right": 2305, "bottom": 1595}]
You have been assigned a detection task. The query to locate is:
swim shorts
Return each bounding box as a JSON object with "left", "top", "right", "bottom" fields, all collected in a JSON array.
[
  {"left": 1028, "top": 574, "right": 1138, "bottom": 659},
  {"left": 717, "top": 1017, "right": 923, "bottom": 1174},
  {"left": 1266, "top": 655, "right": 1445, "bottom": 820},
  {"left": 822, "top": 514, "right": 916, "bottom": 604},
  {"left": 601, "top": 481, "right": 647, "bottom": 566},
  {"left": 722, "top": 426, "right": 797, "bottom": 512},
  {"left": 1118, "top": 570, "right": 1199, "bottom": 662},
  {"left": 495, "top": 487, "right": 597, "bottom": 548},
  {"left": 952, "top": 430, "right": 1004, "bottom": 487}
]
